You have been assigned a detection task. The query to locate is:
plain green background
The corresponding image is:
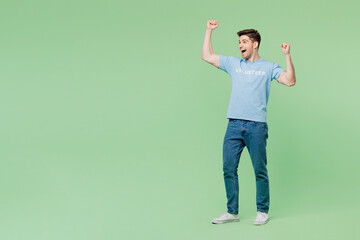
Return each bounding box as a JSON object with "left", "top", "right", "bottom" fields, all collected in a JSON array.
[{"left": 0, "top": 0, "right": 359, "bottom": 239}]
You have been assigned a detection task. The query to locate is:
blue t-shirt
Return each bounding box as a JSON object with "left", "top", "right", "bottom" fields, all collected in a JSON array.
[{"left": 219, "top": 55, "right": 284, "bottom": 123}]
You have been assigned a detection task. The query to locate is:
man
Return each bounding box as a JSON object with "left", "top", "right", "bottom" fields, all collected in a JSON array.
[{"left": 201, "top": 20, "right": 296, "bottom": 225}]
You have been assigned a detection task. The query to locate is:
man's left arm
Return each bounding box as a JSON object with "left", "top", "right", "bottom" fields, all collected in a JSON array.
[{"left": 277, "top": 43, "right": 296, "bottom": 87}]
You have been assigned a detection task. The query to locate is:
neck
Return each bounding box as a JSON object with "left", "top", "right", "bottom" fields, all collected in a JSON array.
[{"left": 245, "top": 52, "right": 261, "bottom": 62}]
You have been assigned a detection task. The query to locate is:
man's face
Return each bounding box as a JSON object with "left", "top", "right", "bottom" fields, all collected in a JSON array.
[{"left": 239, "top": 35, "right": 257, "bottom": 59}]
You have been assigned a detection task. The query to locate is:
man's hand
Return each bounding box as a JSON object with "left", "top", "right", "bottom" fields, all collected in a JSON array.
[
  {"left": 281, "top": 42, "right": 290, "bottom": 55},
  {"left": 207, "top": 20, "right": 219, "bottom": 30}
]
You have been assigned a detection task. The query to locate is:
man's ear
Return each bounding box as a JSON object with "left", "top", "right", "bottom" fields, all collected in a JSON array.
[{"left": 253, "top": 41, "right": 259, "bottom": 50}]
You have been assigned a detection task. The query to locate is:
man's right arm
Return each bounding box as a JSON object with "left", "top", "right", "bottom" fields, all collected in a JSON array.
[{"left": 202, "top": 20, "right": 220, "bottom": 68}]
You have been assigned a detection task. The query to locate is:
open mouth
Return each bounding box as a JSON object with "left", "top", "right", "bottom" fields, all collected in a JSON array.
[{"left": 241, "top": 49, "right": 246, "bottom": 54}]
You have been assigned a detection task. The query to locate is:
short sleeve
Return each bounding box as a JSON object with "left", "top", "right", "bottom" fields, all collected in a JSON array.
[
  {"left": 219, "top": 55, "right": 230, "bottom": 73},
  {"left": 271, "top": 62, "right": 285, "bottom": 82}
]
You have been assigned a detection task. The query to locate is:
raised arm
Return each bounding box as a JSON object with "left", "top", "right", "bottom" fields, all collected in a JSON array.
[
  {"left": 202, "top": 20, "right": 220, "bottom": 68},
  {"left": 277, "top": 43, "right": 296, "bottom": 86}
]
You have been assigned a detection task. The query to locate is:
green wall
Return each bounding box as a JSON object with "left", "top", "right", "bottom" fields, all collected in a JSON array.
[{"left": 0, "top": 0, "right": 359, "bottom": 239}]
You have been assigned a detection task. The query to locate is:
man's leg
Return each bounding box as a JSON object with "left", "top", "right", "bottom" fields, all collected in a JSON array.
[
  {"left": 243, "top": 121, "right": 269, "bottom": 213},
  {"left": 222, "top": 119, "right": 246, "bottom": 214}
]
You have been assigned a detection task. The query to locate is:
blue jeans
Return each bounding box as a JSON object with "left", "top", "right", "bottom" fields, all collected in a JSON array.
[{"left": 223, "top": 119, "right": 269, "bottom": 214}]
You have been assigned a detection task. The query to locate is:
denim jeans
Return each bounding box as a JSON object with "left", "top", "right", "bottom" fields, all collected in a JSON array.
[{"left": 223, "top": 119, "right": 269, "bottom": 214}]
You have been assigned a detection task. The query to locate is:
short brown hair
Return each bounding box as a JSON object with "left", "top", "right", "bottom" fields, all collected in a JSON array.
[{"left": 237, "top": 29, "right": 261, "bottom": 49}]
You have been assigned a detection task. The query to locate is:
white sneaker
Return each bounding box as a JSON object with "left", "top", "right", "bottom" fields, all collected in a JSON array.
[
  {"left": 212, "top": 212, "right": 239, "bottom": 224},
  {"left": 253, "top": 211, "right": 269, "bottom": 225}
]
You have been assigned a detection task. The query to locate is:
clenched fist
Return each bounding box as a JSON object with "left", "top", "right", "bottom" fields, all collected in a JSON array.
[
  {"left": 207, "top": 20, "right": 219, "bottom": 30},
  {"left": 281, "top": 42, "right": 290, "bottom": 55}
]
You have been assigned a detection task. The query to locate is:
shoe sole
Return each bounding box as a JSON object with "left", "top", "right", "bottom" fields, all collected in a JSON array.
[
  {"left": 253, "top": 219, "right": 269, "bottom": 226},
  {"left": 212, "top": 219, "right": 239, "bottom": 224}
]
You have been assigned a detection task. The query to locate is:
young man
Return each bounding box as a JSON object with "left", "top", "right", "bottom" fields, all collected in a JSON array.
[{"left": 201, "top": 20, "right": 296, "bottom": 225}]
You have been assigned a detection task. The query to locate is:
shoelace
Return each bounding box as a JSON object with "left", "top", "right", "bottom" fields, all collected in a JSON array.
[{"left": 255, "top": 212, "right": 267, "bottom": 220}]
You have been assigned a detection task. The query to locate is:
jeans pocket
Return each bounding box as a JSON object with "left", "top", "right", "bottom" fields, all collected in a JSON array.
[
  {"left": 229, "top": 119, "right": 236, "bottom": 125},
  {"left": 265, "top": 124, "right": 268, "bottom": 138},
  {"left": 255, "top": 122, "right": 266, "bottom": 128}
]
